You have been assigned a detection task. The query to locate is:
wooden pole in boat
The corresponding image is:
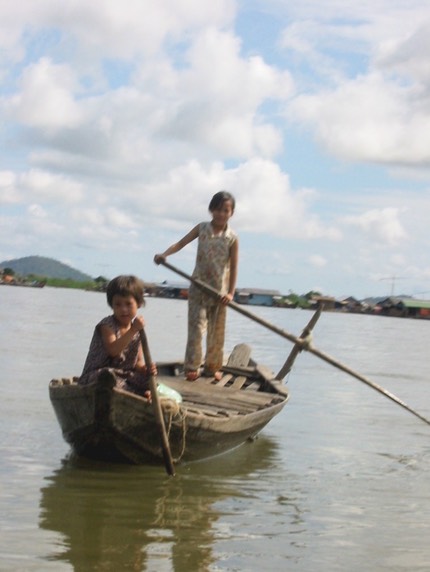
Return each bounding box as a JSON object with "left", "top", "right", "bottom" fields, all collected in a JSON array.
[
  {"left": 139, "top": 329, "right": 176, "bottom": 476},
  {"left": 275, "top": 306, "right": 322, "bottom": 380},
  {"left": 157, "top": 260, "right": 430, "bottom": 426}
]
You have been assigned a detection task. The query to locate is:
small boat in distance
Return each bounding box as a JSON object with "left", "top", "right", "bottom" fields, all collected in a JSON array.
[
  {"left": 0, "top": 279, "right": 46, "bottom": 288},
  {"left": 49, "top": 344, "right": 289, "bottom": 465}
]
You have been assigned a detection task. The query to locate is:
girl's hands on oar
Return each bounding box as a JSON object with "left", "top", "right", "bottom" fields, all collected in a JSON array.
[
  {"left": 132, "top": 316, "right": 158, "bottom": 384},
  {"left": 131, "top": 315, "right": 145, "bottom": 332}
]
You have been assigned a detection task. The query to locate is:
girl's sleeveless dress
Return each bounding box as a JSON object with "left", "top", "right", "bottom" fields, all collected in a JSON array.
[
  {"left": 79, "top": 315, "right": 150, "bottom": 395},
  {"left": 185, "top": 221, "right": 237, "bottom": 374}
]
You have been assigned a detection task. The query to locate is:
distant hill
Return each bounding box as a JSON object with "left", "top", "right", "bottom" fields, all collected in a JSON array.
[{"left": 0, "top": 255, "right": 93, "bottom": 282}]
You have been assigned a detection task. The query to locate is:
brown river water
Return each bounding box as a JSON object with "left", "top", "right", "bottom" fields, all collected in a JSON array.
[{"left": 1, "top": 286, "right": 429, "bottom": 571}]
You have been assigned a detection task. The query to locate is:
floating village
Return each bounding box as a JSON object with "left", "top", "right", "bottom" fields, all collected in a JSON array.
[
  {"left": 2, "top": 267, "right": 430, "bottom": 320},
  {"left": 145, "top": 280, "right": 430, "bottom": 320}
]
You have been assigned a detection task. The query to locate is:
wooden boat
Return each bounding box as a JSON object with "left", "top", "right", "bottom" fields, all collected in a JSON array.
[{"left": 49, "top": 344, "right": 289, "bottom": 465}]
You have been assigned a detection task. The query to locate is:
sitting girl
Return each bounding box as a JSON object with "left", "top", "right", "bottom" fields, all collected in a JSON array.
[{"left": 79, "top": 275, "right": 156, "bottom": 398}]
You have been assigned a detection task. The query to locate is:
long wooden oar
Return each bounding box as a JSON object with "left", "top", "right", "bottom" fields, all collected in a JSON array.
[
  {"left": 158, "top": 260, "right": 430, "bottom": 426},
  {"left": 139, "top": 329, "right": 175, "bottom": 476}
]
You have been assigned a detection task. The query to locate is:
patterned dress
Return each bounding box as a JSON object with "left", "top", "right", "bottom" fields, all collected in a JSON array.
[
  {"left": 185, "top": 221, "right": 237, "bottom": 374},
  {"left": 79, "top": 315, "right": 150, "bottom": 395}
]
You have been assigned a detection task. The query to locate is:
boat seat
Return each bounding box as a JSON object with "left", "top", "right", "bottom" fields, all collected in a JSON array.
[
  {"left": 199, "top": 344, "right": 252, "bottom": 386},
  {"left": 226, "top": 343, "right": 252, "bottom": 367},
  {"left": 211, "top": 344, "right": 252, "bottom": 388}
]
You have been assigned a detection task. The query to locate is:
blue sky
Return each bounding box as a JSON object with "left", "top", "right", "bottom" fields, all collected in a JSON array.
[{"left": 1, "top": 0, "right": 430, "bottom": 299}]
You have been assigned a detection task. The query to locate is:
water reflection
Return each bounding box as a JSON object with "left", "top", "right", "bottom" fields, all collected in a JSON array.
[{"left": 39, "top": 436, "right": 280, "bottom": 571}]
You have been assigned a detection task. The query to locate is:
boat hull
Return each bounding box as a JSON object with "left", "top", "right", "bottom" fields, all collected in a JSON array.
[{"left": 49, "top": 350, "right": 289, "bottom": 464}]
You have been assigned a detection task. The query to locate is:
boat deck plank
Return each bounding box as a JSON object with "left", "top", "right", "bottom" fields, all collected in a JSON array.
[
  {"left": 160, "top": 375, "right": 283, "bottom": 416},
  {"left": 228, "top": 376, "right": 248, "bottom": 390}
]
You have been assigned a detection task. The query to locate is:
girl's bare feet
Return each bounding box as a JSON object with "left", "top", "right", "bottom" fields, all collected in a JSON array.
[
  {"left": 202, "top": 370, "right": 222, "bottom": 381},
  {"left": 186, "top": 370, "right": 200, "bottom": 381}
]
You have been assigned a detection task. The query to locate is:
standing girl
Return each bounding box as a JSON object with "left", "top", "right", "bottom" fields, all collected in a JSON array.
[
  {"left": 79, "top": 275, "right": 156, "bottom": 398},
  {"left": 154, "top": 191, "right": 239, "bottom": 381}
]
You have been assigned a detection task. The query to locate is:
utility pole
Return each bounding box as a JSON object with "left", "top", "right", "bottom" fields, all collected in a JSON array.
[{"left": 379, "top": 276, "right": 406, "bottom": 297}]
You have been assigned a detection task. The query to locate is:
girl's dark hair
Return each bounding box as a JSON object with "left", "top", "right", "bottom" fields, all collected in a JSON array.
[
  {"left": 106, "top": 275, "right": 145, "bottom": 307},
  {"left": 209, "top": 190, "right": 235, "bottom": 212}
]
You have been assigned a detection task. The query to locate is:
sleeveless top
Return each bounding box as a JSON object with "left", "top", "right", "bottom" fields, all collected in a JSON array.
[
  {"left": 80, "top": 315, "right": 140, "bottom": 382},
  {"left": 191, "top": 221, "right": 237, "bottom": 296}
]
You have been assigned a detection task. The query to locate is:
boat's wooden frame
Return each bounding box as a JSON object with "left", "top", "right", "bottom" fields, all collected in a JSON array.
[{"left": 49, "top": 344, "right": 289, "bottom": 464}]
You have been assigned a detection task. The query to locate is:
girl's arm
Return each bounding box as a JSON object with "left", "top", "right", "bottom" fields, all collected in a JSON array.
[
  {"left": 135, "top": 341, "right": 157, "bottom": 372},
  {"left": 222, "top": 238, "right": 239, "bottom": 304},
  {"left": 135, "top": 343, "right": 145, "bottom": 370},
  {"left": 135, "top": 342, "right": 158, "bottom": 374},
  {"left": 154, "top": 224, "right": 200, "bottom": 263},
  {"left": 100, "top": 318, "right": 157, "bottom": 374},
  {"left": 128, "top": 321, "right": 158, "bottom": 375},
  {"left": 100, "top": 316, "right": 144, "bottom": 358}
]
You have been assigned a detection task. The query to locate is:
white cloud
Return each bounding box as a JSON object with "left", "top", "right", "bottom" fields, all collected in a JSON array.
[
  {"left": 8, "top": 58, "right": 83, "bottom": 130},
  {"left": 290, "top": 73, "right": 430, "bottom": 164},
  {"left": 2, "top": 25, "right": 293, "bottom": 180},
  {"left": 0, "top": 171, "right": 21, "bottom": 203},
  {"left": 309, "top": 254, "right": 327, "bottom": 268},
  {"left": 138, "top": 157, "right": 341, "bottom": 240},
  {"left": 140, "top": 27, "right": 294, "bottom": 160},
  {"left": 0, "top": 0, "right": 236, "bottom": 65},
  {"left": 343, "top": 207, "right": 408, "bottom": 246},
  {"left": 26, "top": 203, "right": 63, "bottom": 236},
  {"left": 275, "top": 1, "right": 430, "bottom": 167},
  {"left": 19, "top": 169, "right": 84, "bottom": 202},
  {"left": 27, "top": 204, "right": 48, "bottom": 218}
]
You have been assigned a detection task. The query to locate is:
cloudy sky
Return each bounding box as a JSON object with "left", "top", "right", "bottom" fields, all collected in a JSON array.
[{"left": 1, "top": 0, "right": 430, "bottom": 299}]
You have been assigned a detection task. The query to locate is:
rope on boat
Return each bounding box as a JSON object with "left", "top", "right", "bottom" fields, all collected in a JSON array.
[
  {"left": 300, "top": 331, "right": 313, "bottom": 350},
  {"left": 160, "top": 398, "right": 187, "bottom": 462},
  {"left": 161, "top": 397, "right": 181, "bottom": 417}
]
